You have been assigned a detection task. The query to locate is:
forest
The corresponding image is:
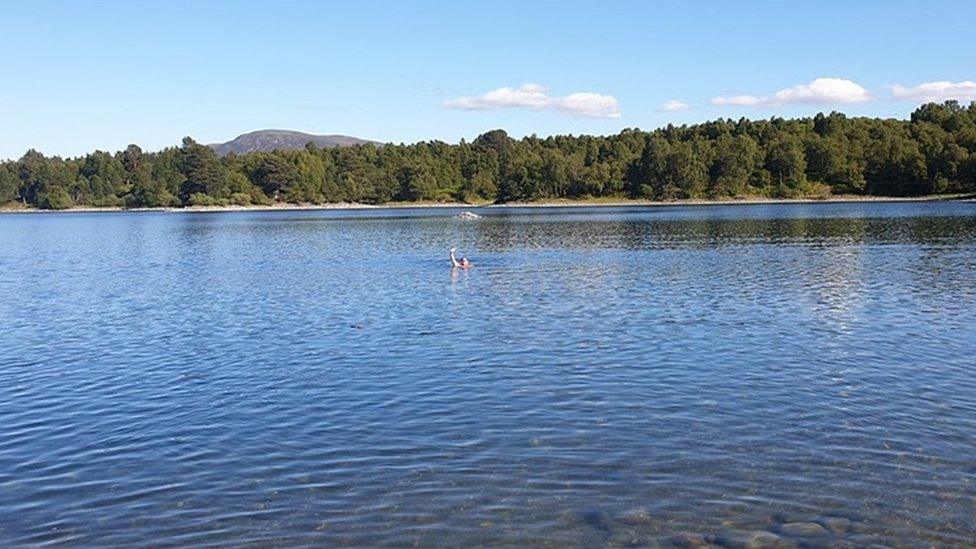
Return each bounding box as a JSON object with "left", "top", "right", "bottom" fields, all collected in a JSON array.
[{"left": 1, "top": 101, "right": 975, "bottom": 210}]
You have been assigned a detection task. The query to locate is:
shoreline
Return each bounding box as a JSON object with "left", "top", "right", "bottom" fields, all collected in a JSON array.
[{"left": 0, "top": 194, "right": 972, "bottom": 215}]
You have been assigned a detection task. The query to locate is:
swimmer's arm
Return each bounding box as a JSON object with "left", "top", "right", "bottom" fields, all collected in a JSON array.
[{"left": 450, "top": 248, "right": 461, "bottom": 268}]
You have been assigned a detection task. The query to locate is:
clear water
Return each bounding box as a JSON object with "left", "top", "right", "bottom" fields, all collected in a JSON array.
[{"left": 1, "top": 202, "right": 974, "bottom": 547}]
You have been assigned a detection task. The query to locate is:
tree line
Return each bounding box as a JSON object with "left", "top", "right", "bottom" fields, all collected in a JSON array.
[{"left": 2, "top": 101, "right": 975, "bottom": 210}]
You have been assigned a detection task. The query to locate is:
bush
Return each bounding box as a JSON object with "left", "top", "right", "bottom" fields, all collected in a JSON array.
[
  {"left": 230, "top": 192, "right": 252, "bottom": 206},
  {"left": 804, "top": 181, "right": 832, "bottom": 199},
  {"left": 91, "top": 195, "right": 123, "bottom": 208},
  {"left": 249, "top": 188, "right": 273, "bottom": 205},
  {"left": 187, "top": 192, "right": 218, "bottom": 206},
  {"left": 39, "top": 188, "right": 73, "bottom": 210},
  {"left": 458, "top": 189, "right": 485, "bottom": 204}
]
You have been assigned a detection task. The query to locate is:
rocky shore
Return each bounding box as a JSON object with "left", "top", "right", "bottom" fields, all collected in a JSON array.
[{"left": 1, "top": 193, "right": 971, "bottom": 215}]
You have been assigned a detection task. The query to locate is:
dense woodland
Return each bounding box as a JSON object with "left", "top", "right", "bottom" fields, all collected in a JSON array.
[{"left": 2, "top": 101, "right": 975, "bottom": 210}]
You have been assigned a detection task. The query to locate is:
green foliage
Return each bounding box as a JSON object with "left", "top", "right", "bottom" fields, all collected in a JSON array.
[
  {"left": 249, "top": 153, "right": 299, "bottom": 200},
  {"left": 708, "top": 134, "right": 761, "bottom": 197},
  {"left": 3, "top": 101, "right": 975, "bottom": 210},
  {"left": 39, "top": 187, "right": 73, "bottom": 209},
  {"left": 187, "top": 192, "right": 227, "bottom": 206},
  {"left": 229, "top": 192, "right": 253, "bottom": 206},
  {"left": 178, "top": 137, "right": 230, "bottom": 203},
  {"left": 765, "top": 134, "right": 808, "bottom": 194},
  {"left": 0, "top": 164, "right": 19, "bottom": 204}
]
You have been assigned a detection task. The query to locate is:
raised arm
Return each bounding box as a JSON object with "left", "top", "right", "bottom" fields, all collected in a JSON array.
[{"left": 450, "top": 248, "right": 461, "bottom": 268}]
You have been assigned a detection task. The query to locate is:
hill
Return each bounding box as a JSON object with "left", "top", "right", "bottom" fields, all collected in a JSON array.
[{"left": 209, "top": 130, "right": 376, "bottom": 156}]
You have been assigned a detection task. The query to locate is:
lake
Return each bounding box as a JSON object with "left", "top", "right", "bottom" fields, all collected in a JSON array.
[{"left": 1, "top": 202, "right": 975, "bottom": 546}]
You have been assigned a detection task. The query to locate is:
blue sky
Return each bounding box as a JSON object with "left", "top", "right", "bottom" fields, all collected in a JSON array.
[{"left": 1, "top": 0, "right": 974, "bottom": 159}]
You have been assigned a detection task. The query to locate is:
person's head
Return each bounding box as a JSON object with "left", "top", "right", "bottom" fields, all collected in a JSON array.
[{"left": 461, "top": 257, "right": 470, "bottom": 267}]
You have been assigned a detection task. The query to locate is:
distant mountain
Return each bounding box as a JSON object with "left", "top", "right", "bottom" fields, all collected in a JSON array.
[{"left": 209, "top": 130, "right": 377, "bottom": 156}]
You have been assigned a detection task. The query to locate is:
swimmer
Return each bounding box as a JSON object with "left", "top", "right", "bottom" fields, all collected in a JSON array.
[{"left": 450, "top": 247, "right": 471, "bottom": 269}]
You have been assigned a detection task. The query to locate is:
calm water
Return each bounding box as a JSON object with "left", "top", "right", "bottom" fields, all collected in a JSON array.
[{"left": 1, "top": 202, "right": 975, "bottom": 547}]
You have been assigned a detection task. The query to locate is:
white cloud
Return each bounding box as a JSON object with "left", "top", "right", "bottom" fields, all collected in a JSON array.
[
  {"left": 443, "top": 83, "right": 550, "bottom": 111},
  {"left": 658, "top": 99, "right": 692, "bottom": 112},
  {"left": 711, "top": 77, "right": 871, "bottom": 107},
  {"left": 443, "top": 84, "right": 620, "bottom": 119},
  {"left": 772, "top": 78, "right": 871, "bottom": 104},
  {"left": 710, "top": 95, "right": 763, "bottom": 107},
  {"left": 891, "top": 80, "right": 976, "bottom": 102},
  {"left": 555, "top": 92, "right": 621, "bottom": 118}
]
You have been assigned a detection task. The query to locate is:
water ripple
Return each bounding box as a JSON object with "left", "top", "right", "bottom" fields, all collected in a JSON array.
[{"left": 0, "top": 202, "right": 975, "bottom": 546}]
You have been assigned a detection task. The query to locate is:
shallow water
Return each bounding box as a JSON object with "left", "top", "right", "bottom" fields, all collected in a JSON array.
[{"left": 1, "top": 202, "right": 975, "bottom": 546}]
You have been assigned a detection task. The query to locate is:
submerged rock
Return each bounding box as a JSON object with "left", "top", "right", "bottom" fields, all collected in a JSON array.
[
  {"left": 617, "top": 507, "right": 654, "bottom": 525},
  {"left": 846, "top": 533, "right": 885, "bottom": 545},
  {"left": 714, "top": 530, "right": 792, "bottom": 549},
  {"left": 608, "top": 527, "right": 649, "bottom": 547},
  {"left": 778, "top": 522, "right": 830, "bottom": 537},
  {"left": 815, "top": 516, "right": 853, "bottom": 534},
  {"left": 560, "top": 507, "right": 614, "bottom": 546},
  {"left": 744, "top": 530, "right": 792, "bottom": 549},
  {"left": 666, "top": 531, "right": 713, "bottom": 547},
  {"left": 561, "top": 507, "right": 612, "bottom": 533}
]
